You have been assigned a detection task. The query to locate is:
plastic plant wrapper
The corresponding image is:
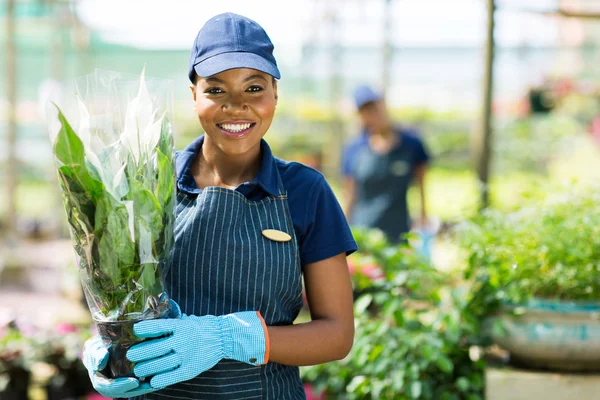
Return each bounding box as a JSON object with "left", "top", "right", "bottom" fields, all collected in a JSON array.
[{"left": 46, "top": 68, "right": 176, "bottom": 378}]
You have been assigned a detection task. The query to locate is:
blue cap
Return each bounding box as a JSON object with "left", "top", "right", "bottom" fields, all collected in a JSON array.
[
  {"left": 353, "top": 85, "right": 382, "bottom": 109},
  {"left": 188, "top": 13, "right": 281, "bottom": 82}
]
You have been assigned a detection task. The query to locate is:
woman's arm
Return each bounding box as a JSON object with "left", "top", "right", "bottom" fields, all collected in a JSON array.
[{"left": 267, "top": 252, "right": 354, "bottom": 366}]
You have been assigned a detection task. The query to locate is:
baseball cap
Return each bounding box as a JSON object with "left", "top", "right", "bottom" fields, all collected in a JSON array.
[
  {"left": 188, "top": 13, "right": 281, "bottom": 82},
  {"left": 353, "top": 85, "right": 382, "bottom": 110}
]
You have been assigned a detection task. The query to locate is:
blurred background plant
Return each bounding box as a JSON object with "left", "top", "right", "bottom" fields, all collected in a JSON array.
[
  {"left": 0, "top": 317, "right": 94, "bottom": 400},
  {"left": 0, "top": 322, "right": 35, "bottom": 399},
  {"left": 302, "top": 179, "right": 600, "bottom": 398},
  {"left": 302, "top": 229, "right": 486, "bottom": 400},
  {"left": 455, "top": 181, "right": 600, "bottom": 321},
  {"left": 33, "top": 323, "right": 93, "bottom": 400}
]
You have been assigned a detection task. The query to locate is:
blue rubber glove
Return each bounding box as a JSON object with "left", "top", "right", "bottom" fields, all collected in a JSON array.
[
  {"left": 82, "top": 336, "right": 160, "bottom": 398},
  {"left": 82, "top": 299, "right": 182, "bottom": 398},
  {"left": 127, "top": 311, "right": 269, "bottom": 389}
]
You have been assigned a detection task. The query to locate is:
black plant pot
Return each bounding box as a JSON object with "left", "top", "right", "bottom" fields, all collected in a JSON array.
[
  {"left": 0, "top": 367, "right": 31, "bottom": 400},
  {"left": 45, "top": 385, "right": 75, "bottom": 400},
  {"left": 0, "top": 390, "right": 29, "bottom": 400},
  {"left": 96, "top": 319, "right": 145, "bottom": 379},
  {"left": 45, "top": 361, "right": 93, "bottom": 400}
]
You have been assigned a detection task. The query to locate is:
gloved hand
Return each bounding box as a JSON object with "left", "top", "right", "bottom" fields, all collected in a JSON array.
[
  {"left": 127, "top": 311, "right": 269, "bottom": 389},
  {"left": 82, "top": 299, "right": 182, "bottom": 398},
  {"left": 83, "top": 336, "right": 159, "bottom": 398}
]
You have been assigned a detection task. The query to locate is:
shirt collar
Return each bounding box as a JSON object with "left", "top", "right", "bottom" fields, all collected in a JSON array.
[{"left": 175, "top": 135, "right": 280, "bottom": 197}]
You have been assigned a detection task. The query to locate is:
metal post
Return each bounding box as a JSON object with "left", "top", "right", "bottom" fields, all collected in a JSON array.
[
  {"left": 382, "top": 0, "right": 393, "bottom": 95},
  {"left": 474, "top": 0, "right": 496, "bottom": 209},
  {"left": 50, "top": 0, "right": 64, "bottom": 81},
  {"left": 5, "top": 0, "right": 18, "bottom": 241},
  {"left": 326, "top": 3, "right": 344, "bottom": 182}
]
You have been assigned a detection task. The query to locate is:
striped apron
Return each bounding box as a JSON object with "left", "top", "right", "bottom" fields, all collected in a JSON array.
[{"left": 141, "top": 171, "right": 306, "bottom": 399}]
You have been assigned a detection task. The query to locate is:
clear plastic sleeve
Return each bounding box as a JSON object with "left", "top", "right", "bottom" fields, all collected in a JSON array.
[
  {"left": 47, "top": 68, "right": 177, "bottom": 378},
  {"left": 47, "top": 68, "right": 175, "bottom": 325}
]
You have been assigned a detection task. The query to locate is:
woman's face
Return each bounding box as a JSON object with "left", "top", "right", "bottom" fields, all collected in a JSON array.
[{"left": 191, "top": 68, "right": 278, "bottom": 157}]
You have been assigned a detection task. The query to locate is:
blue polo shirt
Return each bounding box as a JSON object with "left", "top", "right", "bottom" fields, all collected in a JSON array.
[
  {"left": 341, "top": 127, "right": 430, "bottom": 242},
  {"left": 176, "top": 136, "right": 357, "bottom": 265}
]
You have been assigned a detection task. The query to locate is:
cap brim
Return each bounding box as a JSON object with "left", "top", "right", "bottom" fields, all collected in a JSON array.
[
  {"left": 356, "top": 94, "right": 382, "bottom": 110},
  {"left": 193, "top": 52, "right": 281, "bottom": 80}
]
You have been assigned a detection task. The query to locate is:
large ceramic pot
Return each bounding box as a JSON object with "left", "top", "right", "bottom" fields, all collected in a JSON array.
[{"left": 488, "top": 299, "right": 600, "bottom": 371}]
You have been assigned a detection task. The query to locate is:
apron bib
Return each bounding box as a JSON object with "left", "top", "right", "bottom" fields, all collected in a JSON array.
[{"left": 143, "top": 172, "right": 306, "bottom": 399}]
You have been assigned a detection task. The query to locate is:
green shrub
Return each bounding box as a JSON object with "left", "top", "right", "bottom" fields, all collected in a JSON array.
[
  {"left": 457, "top": 182, "right": 600, "bottom": 316},
  {"left": 302, "top": 229, "right": 485, "bottom": 399}
]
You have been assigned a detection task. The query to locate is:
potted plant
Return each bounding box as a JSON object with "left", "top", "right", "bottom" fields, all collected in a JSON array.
[
  {"left": 0, "top": 323, "right": 34, "bottom": 400},
  {"left": 302, "top": 229, "right": 486, "bottom": 399},
  {"left": 33, "top": 323, "right": 93, "bottom": 400},
  {"left": 47, "top": 69, "right": 176, "bottom": 378},
  {"left": 457, "top": 182, "right": 600, "bottom": 371}
]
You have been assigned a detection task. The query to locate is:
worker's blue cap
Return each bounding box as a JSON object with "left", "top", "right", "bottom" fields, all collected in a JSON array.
[
  {"left": 188, "top": 12, "right": 281, "bottom": 82},
  {"left": 353, "top": 85, "right": 382, "bottom": 109}
]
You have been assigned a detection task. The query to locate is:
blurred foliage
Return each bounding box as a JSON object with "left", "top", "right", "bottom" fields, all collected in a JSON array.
[
  {"left": 455, "top": 182, "right": 600, "bottom": 320},
  {"left": 302, "top": 229, "right": 485, "bottom": 400},
  {"left": 0, "top": 319, "right": 92, "bottom": 397},
  {"left": 0, "top": 324, "right": 34, "bottom": 394},
  {"left": 303, "top": 179, "right": 600, "bottom": 398},
  {"left": 34, "top": 324, "right": 93, "bottom": 398}
]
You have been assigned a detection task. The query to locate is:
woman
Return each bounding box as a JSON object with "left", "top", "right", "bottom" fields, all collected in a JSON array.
[{"left": 83, "top": 12, "right": 357, "bottom": 400}]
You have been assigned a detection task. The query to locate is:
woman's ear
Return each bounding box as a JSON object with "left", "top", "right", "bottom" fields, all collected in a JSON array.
[
  {"left": 273, "top": 80, "right": 278, "bottom": 106},
  {"left": 190, "top": 84, "right": 197, "bottom": 102}
]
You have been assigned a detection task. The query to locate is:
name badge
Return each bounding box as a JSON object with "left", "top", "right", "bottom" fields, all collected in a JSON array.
[
  {"left": 262, "top": 229, "right": 292, "bottom": 242},
  {"left": 390, "top": 160, "right": 410, "bottom": 176}
]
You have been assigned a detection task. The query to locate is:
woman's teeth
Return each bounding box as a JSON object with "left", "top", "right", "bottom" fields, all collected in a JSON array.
[{"left": 219, "top": 123, "right": 252, "bottom": 133}]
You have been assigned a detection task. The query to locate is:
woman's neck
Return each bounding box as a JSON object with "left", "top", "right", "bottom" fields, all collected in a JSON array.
[{"left": 192, "top": 138, "right": 261, "bottom": 190}]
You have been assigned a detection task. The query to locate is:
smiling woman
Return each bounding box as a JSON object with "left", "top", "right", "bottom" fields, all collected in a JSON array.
[{"left": 81, "top": 12, "right": 357, "bottom": 400}]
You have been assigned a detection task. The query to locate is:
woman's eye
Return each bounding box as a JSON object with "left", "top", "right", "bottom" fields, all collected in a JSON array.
[
  {"left": 205, "top": 87, "right": 224, "bottom": 95},
  {"left": 246, "top": 85, "right": 263, "bottom": 93}
]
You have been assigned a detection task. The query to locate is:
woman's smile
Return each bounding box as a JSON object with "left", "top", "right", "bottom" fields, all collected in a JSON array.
[{"left": 217, "top": 121, "right": 257, "bottom": 139}]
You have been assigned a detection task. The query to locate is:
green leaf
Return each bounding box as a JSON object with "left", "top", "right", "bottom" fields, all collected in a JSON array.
[
  {"left": 139, "top": 263, "right": 158, "bottom": 292},
  {"left": 492, "top": 319, "right": 507, "bottom": 338},
  {"left": 133, "top": 180, "right": 163, "bottom": 238},
  {"left": 53, "top": 107, "right": 85, "bottom": 168},
  {"left": 368, "top": 344, "right": 384, "bottom": 362},
  {"left": 436, "top": 355, "right": 454, "bottom": 374},
  {"left": 355, "top": 294, "right": 373, "bottom": 314},
  {"left": 420, "top": 345, "right": 434, "bottom": 359},
  {"left": 155, "top": 148, "right": 175, "bottom": 208},
  {"left": 158, "top": 116, "right": 174, "bottom": 160},
  {"left": 53, "top": 107, "right": 104, "bottom": 200},
  {"left": 347, "top": 376, "right": 367, "bottom": 393},
  {"left": 98, "top": 229, "right": 121, "bottom": 286},
  {"left": 108, "top": 204, "right": 136, "bottom": 266},
  {"left": 410, "top": 381, "right": 422, "bottom": 399},
  {"left": 456, "top": 377, "right": 470, "bottom": 392},
  {"left": 441, "top": 393, "right": 460, "bottom": 400}
]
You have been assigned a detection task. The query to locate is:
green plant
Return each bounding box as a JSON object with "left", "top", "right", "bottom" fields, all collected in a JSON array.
[
  {"left": 457, "top": 182, "right": 600, "bottom": 316},
  {"left": 34, "top": 323, "right": 93, "bottom": 397},
  {"left": 50, "top": 69, "right": 175, "bottom": 322},
  {"left": 0, "top": 324, "right": 34, "bottom": 395},
  {"left": 302, "top": 228, "right": 485, "bottom": 399}
]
